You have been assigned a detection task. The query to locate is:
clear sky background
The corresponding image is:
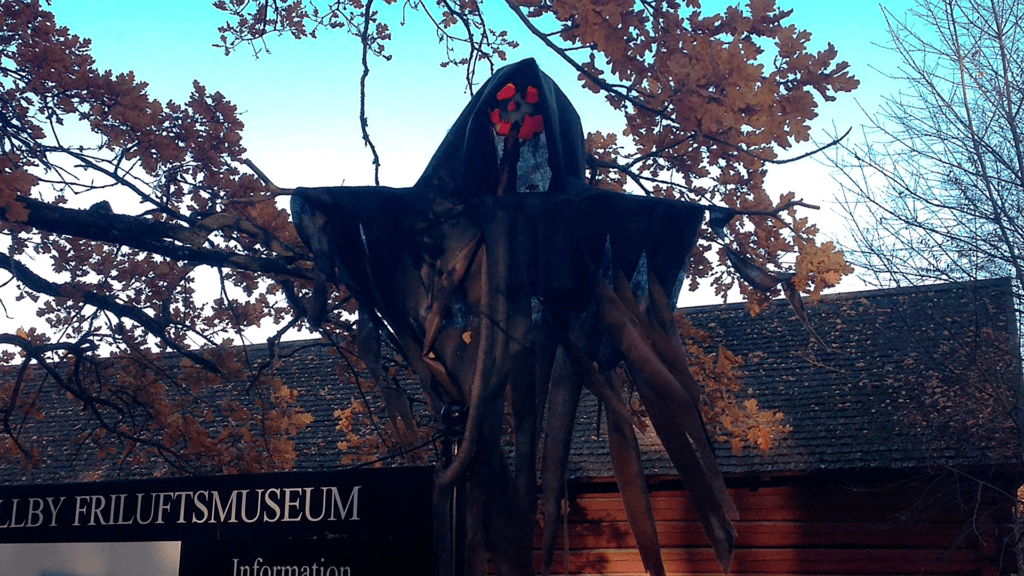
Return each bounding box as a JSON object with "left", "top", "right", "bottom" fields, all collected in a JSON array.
[
  {"left": 37, "top": 0, "right": 916, "bottom": 306},
  {"left": 43, "top": 1, "right": 913, "bottom": 189}
]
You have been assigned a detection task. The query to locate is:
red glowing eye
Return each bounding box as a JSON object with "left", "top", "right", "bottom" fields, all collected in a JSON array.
[
  {"left": 490, "top": 109, "right": 501, "bottom": 125},
  {"left": 525, "top": 86, "right": 540, "bottom": 104},
  {"left": 519, "top": 114, "right": 544, "bottom": 140},
  {"left": 496, "top": 83, "right": 516, "bottom": 101},
  {"left": 508, "top": 101, "right": 518, "bottom": 112}
]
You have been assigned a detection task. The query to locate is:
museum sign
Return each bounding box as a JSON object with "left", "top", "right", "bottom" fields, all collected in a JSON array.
[{"left": 0, "top": 467, "right": 433, "bottom": 575}]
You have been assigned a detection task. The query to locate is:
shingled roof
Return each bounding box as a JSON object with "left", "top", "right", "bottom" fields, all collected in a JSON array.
[
  {"left": 2, "top": 279, "right": 1019, "bottom": 485},
  {"left": 569, "top": 277, "right": 1021, "bottom": 479}
]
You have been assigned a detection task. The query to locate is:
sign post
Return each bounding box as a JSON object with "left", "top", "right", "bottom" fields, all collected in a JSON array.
[{"left": 0, "top": 467, "right": 433, "bottom": 576}]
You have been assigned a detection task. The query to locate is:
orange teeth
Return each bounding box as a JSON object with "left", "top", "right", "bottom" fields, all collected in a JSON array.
[
  {"left": 497, "top": 121, "right": 512, "bottom": 136},
  {"left": 519, "top": 114, "right": 544, "bottom": 140},
  {"left": 496, "top": 82, "right": 516, "bottom": 101},
  {"left": 525, "top": 86, "right": 540, "bottom": 104},
  {"left": 490, "top": 108, "right": 501, "bottom": 125}
]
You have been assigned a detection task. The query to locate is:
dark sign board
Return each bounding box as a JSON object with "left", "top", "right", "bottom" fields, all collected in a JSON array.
[{"left": 0, "top": 467, "right": 432, "bottom": 555}]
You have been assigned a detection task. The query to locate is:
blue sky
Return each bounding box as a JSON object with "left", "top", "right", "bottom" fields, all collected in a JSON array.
[
  {"left": 45, "top": 1, "right": 913, "bottom": 192},
  {"left": 37, "top": 0, "right": 916, "bottom": 307}
]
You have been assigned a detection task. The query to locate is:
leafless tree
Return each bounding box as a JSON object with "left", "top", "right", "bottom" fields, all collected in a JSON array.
[
  {"left": 829, "top": 0, "right": 1024, "bottom": 568},
  {"left": 833, "top": 0, "right": 1024, "bottom": 306}
]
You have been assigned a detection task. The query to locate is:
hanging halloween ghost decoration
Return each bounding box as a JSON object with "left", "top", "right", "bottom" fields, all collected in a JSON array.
[{"left": 290, "top": 58, "right": 804, "bottom": 575}]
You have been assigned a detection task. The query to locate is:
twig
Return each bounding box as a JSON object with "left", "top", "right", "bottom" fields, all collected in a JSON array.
[
  {"left": 736, "top": 199, "right": 822, "bottom": 217},
  {"left": 360, "top": 0, "right": 382, "bottom": 186},
  {"left": 241, "top": 159, "right": 295, "bottom": 199}
]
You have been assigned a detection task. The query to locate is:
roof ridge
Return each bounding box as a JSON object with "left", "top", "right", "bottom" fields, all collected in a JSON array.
[{"left": 678, "top": 276, "right": 1013, "bottom": 314}]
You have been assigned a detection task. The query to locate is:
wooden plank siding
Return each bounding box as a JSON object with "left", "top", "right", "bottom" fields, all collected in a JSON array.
[{"left": 533, "top": 483, "right": 1009, "bottom": 575}]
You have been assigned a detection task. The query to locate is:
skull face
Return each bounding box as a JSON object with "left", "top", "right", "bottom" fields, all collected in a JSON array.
[
  {"left": 490, "top": 82, "right": 551, "bottom": 194},
  {"left": 490, "top": 82, "right": 545, "bottom": 141}
]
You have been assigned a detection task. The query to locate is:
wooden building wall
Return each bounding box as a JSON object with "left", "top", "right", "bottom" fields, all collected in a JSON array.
[{"left": 537, "top": 479, "right": 1011, "bottom": 575}]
